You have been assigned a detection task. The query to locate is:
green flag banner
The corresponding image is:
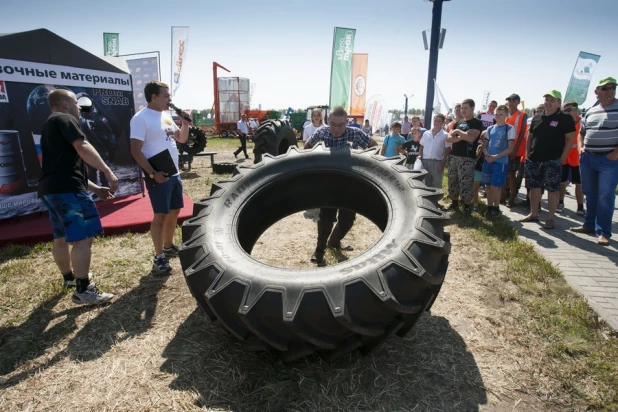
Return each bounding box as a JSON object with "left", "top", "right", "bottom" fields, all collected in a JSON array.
[
  {"left": 564, "top": 51, "right": 601, "bottom": 105},
  {"left": 103, "top": 33, "right": 119, "bottom": 57},
  {"left": 329, "top": 27, "right": 356, "bottom": 110}
]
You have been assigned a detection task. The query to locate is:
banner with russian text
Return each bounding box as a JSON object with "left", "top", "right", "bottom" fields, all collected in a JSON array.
[
  {"left": 103, "top": 33, "right": 119, "bottom": 57},
  {"left": 564, "top": 51, "right": 601, "bottom": 105},
  {"left": 350, "top": 53, "right": 368, "bottom": 116},
  {"left": 0, "top": 59, "right": 140, "bottom": 220},
  {"left": 171, "top": 26, "right": 189, "bottom": 96},
  {"left": 329, "top": 27, "right": 355, "bottom": 110}
]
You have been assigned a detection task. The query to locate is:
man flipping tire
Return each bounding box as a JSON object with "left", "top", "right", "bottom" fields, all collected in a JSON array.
[{"left": 304, "top": 106, "right": 378, "bottom": 264}]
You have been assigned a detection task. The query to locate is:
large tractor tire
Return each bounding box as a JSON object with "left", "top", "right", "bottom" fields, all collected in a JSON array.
[
  {"left": 252, "top": 119, "right": 297, "bottom": 164},
  {"left": 179, "top": 144, "right": 451, "bottom": 361},
  {"left": 177, "top": 126, "right": 207, "bottom": 155}
]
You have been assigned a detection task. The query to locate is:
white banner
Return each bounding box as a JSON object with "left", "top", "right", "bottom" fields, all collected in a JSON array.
[
  {"left": 433, "top": 80, "right": 451, "bottom": 115},
  {"left": 171, "top": 26, "right": 189, "bottom": 96},
  {"left": 0, "top": 58, "right": 132, "bottom": 91},
  {"left": 481, "top": 90, "right": 491, "bottom": 112}
]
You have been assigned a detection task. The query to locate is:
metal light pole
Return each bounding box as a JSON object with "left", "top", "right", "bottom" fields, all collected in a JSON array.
[
  {"left": 424, "top": 0, "right": 450, "bottom": 122},
  {"left": 404, "top": 93, "right": 415, "bottom": 116}
]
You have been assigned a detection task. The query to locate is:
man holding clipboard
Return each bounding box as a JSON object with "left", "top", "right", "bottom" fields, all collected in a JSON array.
[{"left": 130, "top": 81, "right": 190, "bottom": 275}]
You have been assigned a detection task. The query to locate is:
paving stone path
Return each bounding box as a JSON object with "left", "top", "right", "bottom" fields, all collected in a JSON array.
[{"left": 501, "top": 189, "right": 618, "bottom": 330}]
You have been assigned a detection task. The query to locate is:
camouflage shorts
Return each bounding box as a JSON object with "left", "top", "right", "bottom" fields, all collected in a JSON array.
[{"left": 524, "top": 158, "right": 561, "bottom": 192}]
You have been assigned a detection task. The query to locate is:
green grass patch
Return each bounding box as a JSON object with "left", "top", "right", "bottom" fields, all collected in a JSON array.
[{"left": 446, "top": 202, "right": 618, "bottom": 409}]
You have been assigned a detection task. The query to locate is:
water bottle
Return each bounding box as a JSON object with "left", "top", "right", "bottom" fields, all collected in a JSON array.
[{"left": 413, "top": 157, "right": 423, "bottom": 171}]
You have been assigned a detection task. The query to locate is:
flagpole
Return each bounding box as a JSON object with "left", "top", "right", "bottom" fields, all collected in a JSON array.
[
  {"left": 170, "top": 27, "right": 173, "bottom": 99},
  {"left": 328, "top": 27, "right": 335, "bottom": 108}
]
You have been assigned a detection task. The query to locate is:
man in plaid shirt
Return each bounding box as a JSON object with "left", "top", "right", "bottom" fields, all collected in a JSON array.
[{"left": 304, "top": 106, "right": 378, "bottom": 265}]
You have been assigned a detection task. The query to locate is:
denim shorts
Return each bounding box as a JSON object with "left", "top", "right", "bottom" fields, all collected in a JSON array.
[
  {"left": 524, "top": 158, "right": 562, "bottom": 192},
  {"left": 41, "top": 192, "right": 103, "bottom": 243},
  {"left": 481, "top": 161, "right": 508, "bottom": 187},
  {"left": 146, "top": 174, "right": 184, "bottom": 214}
]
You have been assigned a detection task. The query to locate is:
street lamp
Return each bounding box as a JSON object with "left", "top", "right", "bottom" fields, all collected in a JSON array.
[
  {"left": 403, "top": 93, "right": 414, "bottom": 116},
  {"left": 423, "top": 0, "right": 450, "bottom": 122}
]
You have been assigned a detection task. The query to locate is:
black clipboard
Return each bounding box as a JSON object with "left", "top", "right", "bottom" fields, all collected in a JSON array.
[{"left": 143, "top": 149, "right": 178, "bottom": 178}]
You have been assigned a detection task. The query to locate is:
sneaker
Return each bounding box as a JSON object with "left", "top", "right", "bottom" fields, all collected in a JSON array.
[
  {"left": 471, "top": 205, "right": 479, "bottom": 213},
  {"left": 163, "top": 244, "right": 180, "bottom": 258},
  {"left": 64, "top": 272, "right": 92, "bottom": 289},
  {"left": 576, "top": 207, "right": 585, "bottom": 216},
  {"left": 152, "top": 255, "right": 172, "bottom": 276},
  {"left": 556, "top": 202, "right": 565, "bottom": 213},
  {"left": 446, "top": 202, "right": 460, "bottom": 212},
  {"left": 71, "top": 283, "right": 114, "bottom": 305},
  {"left": 463, "top": 206, "right": 472, "bottom": 216},
  {"left": 505, "top": 199, "right": 514, "bottom": 208}
]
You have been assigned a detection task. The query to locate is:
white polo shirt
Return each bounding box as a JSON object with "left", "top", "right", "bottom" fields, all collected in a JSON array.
[
  {"left": 237, "top": 119, "right": 248, "bottom": 134},
  {"left": 420, "top": 128, "right": 450, "bottom": 160}
]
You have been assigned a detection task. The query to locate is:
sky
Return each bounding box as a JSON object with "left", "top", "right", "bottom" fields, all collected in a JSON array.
[{"left": 2, "top": 0, "right": 617, "bottom": 115}]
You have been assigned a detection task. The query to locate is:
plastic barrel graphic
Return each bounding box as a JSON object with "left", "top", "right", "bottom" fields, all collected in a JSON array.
[{"left": 0, "top": 130, "right": 28, "bottom": 195}]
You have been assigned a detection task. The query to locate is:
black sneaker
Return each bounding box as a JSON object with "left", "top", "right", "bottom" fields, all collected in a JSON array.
[
  {"left": 152, "top": 255, "right": 172, "bottom": 276},
  {"left": 463, "top": 205, "right": 472, "bottom": 216},
  {"left": 446, "top": 202, "right": 460, "bottom": 212},
  {"left": 163, "top": 244, "right": 180, "bottom": 258}
]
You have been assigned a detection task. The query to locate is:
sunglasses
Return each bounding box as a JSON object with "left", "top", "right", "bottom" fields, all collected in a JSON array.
[
  {"left": 563, "top": 107, "right": 574, "bottom": 113},
  {"left": 600, "top": 85, "right": 616, "bottom": 91}
]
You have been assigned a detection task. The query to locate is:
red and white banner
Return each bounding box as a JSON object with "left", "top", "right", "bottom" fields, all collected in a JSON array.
[{"left": 171, "top": 26, "right": 189, "bottom": 96}]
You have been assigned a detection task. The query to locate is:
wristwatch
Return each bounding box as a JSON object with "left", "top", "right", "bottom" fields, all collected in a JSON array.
[{"left": 149, "top": 171, "right": 155, "bottom": 179}]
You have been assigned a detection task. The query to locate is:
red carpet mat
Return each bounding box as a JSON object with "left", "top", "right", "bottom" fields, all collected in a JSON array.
[{"left": 0, "top": 193, "right": 194, "bottom": 248}]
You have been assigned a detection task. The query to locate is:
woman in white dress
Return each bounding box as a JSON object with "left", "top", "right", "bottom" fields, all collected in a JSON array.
[{"left": 302, "top": 108, "right": 325, "bottom": 142}]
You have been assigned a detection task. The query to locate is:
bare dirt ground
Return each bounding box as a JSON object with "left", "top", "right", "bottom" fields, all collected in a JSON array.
[{"left": 0, "top": 146, "right": 582, "bottom": 411}]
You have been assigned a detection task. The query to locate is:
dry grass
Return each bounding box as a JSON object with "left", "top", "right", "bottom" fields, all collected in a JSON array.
[{"left": 0, "top": 139, "right": 615, "bottom": 411}]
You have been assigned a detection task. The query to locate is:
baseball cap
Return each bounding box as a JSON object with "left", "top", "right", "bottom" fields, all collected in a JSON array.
[
  {"left": 505, "top": 93, "right": 520, "bottom": 101},
  {"left": 597, "top": 76, "right": 617, "bottom": 87},
  {"left": 543, "top": 90, "right": 562, "bottom": 100}
]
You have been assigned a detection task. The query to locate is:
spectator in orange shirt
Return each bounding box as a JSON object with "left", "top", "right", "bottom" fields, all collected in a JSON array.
[
  {"left": 505, "top": 93, "right": 528, "bottom": 207},
  {"left": 558, "top": 101, "right": 584, "bottom": 215}
]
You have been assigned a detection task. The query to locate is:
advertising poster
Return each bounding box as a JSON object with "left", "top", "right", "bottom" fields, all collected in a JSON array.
[
  {"left": 103, "top": 33, "right": 120, "bottom": 57},
  {"left": 126, "top": 56, "right": 160, "bottom": 112},
  {"left": 350, "top": 53, "right": 368, "bottom": 117},
  {"left": 0, "top": 58, "right": 141, "bottom": 219},
  {"left": 329, "top": 27, "right": 356, "bottom": 110},
  {"left": 171, "top": 26, "right": 189, "bottom": 96},
  {"left": 564, "top": 51, "right": 601, "bottom": 105}
]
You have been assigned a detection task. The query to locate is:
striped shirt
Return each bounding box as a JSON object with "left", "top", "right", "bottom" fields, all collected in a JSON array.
[
  {"left": 581, "top": 99, "right": 618, "bottom": 153},
  {"left": 309, "top": 126, "right": 371, "bottom": 149}
]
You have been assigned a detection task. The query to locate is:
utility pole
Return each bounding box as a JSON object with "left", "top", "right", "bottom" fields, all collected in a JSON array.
[{"left": 424, "top": 0, "right": 450, "bottom": 121}]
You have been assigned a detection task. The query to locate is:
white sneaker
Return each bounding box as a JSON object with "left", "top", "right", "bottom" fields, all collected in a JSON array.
[{"left": 71, "top": 283, "right": 114, "bottom": 305}]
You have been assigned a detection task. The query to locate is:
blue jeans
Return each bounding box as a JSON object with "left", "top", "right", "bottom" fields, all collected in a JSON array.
[{"left": 580, "top": 151, "right": 618, "bottom": 238}]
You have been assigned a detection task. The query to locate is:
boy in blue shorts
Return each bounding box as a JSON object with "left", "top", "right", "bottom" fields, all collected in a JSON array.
[
  {"left": 380, "top": 121, "right": 406, "bottom": 158},
  {"left": 481, "top": 105, "right": 516, "bottom": 216}
]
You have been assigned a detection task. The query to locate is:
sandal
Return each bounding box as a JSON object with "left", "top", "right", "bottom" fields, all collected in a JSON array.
[
  {"left": 518, "top": 215, "right": 539, "bottom": 223},
  {"left": 543, "top": 219, "right": 555, "bottom": 229}
]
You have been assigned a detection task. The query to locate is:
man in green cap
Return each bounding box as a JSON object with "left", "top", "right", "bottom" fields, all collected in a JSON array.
[
  {"left": 519, "top": 90, "right": 576, "bottom": 229},
  {"left": 570, "top": 77, "right": 618, "bottom": 246}
]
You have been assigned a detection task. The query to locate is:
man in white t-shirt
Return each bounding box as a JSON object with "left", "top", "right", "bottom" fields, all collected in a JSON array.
[
  {"left": 401, "top": 116, "right": 412, "bottom": 136},
  {"left": 130, "top": 81, "right": 189, "bottom": 275},
  {"left": 420, "top": 113, "right": 451, "bottom": 188},
  {"left": 234, "top": 114, "right": 250, "bottom": 159}
]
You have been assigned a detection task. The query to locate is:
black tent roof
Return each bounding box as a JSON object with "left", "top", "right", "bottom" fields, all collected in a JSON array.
[{"left": 0, "top": 28, "right": 127, "bottom": 74}]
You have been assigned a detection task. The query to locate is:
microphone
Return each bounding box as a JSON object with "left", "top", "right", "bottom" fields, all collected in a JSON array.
[{"left": 168, "top": 103, "right": 192, "bottom": 122}]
